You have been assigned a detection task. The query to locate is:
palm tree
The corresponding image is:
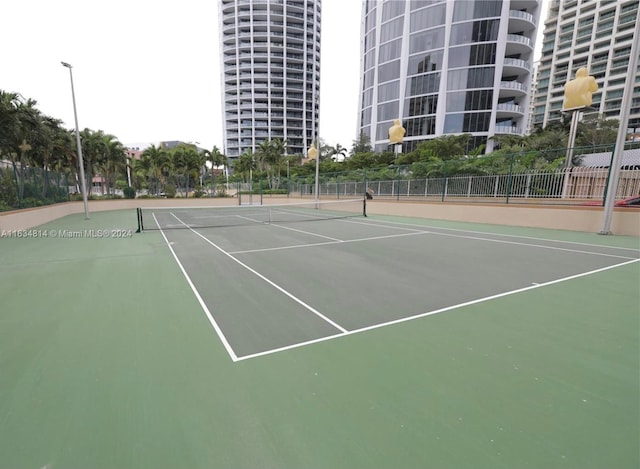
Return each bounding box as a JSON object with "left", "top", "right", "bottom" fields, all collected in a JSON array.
[
  {"left": 205, "top": 145, "right": 227, "bottom": 195},
  {"left": 97, "top": 136, "right": 126, "bottom": 195},
  {"left": 269, "top": 138, "right": 287, "bottom": 189},
  {"left": 168, "top": 144, "right": 202, "bottom": 197},
  {"left": 10, "top": 96, "right": 42, "bottom": 202},
  {"left": 255, "top": 138, "right": 287, "bottom": 189},
  {"left": 78, "top": 128, "right": 107, "bottom": 196},
  {"left": 329, "top": 143, "right": 348, "bottom": 162},
  {"left": 28, "top": 115, "right": 66, "bottom": 198},
  {"left": 139, "top": 144, "right": 170, "bottom": 195},
  {"left": 233, "top": 149, "right": 256, "bottom": 183},
  {"left": 0, "top": 91, "right": 22, "bottom": 158}
]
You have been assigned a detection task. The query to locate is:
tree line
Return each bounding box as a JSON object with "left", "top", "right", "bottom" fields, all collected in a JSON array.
[{"left": 1, "top": 87, "right": 622, "bottom": 208}]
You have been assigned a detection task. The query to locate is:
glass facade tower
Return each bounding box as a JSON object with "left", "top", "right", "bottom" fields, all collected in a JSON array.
[
  {"left": 219, "top": 0, "right": 321, "bottom": 158},
  {"left": 358, "top": 0, "right": 541, "bottom": 153}
]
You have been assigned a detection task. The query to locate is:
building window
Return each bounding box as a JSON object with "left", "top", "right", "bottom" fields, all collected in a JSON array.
[
  {"left": 409, "top": 27, "right": 445, "bottom": 53},
  {"left": 444, "top": 112, "right": 491, "bottom": 133},
  {"left": 378, "top": 80, "right": 400, "bottom": 102},
  {"left": 405, "top": 115, "right": 437, "bottom": 136},
  {"left": 379, "top": 60, "right": 401, "bottom": 83},
  {"left": 407, "top": 72, "right": 441, "bottom": 95},
  {"left": 361, "top": 107, "right": 372, "bottom": 127},
  {"left": 447, "top": 67, "right": 495, "bottom": 90},
  {"left": 380, "top": 17, "right": 404, "bottom": 42},
  {"left": 448, "top": 43, "right": 496, "bottom": 67},
  {"left": 364, "top": 70, "right": 375, "bottom": 88},
  {"left": 446, "top": 90, "right": 493, "bottom": 112},
  {"left": 382, "top": 0, "right": 405, "bottom": 21},
  {"left": 377, "top": 101, "right": 400, "bottom": 121},
  {"left": 379, "top": 38, "right": 403, "bottom": 64},
  {"left": 450, "top": 19, "right": 500, "bottom": 46},
  {"left": 452, "top": 0, "right": 501, "bottom": 21},
  {"left": 410, "top": 4, "right": 446, "bottom": 32},
  {"left": 408, "top": 51, "right": 444, "bottom": 74},
  {"left": 405, "top": 94, "right": 439, "bottom": 117}
]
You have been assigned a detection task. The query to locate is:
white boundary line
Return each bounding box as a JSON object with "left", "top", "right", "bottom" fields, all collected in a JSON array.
[
  {"left": 265, "top": 222, "right": 344, "bottom": 242},
  {"left": 152, "top": 213, "right": 239, "bottom": 361},
  {"left": 230, "top": 217, "right": 636, "bottom": 260},
  {"left": 235, "top": 258, "right": 640, "bottom": 361},
  {"left": 170, "top": 212, "right": 348, "bottom": 335},
  {"left": 339, "top": 218, "right": 639, "bottom": 260},
  {"left": 229, "top": 231, "right": 428, "bottom": 254},
  {"left": 351, "top": 217, "right": 640, "bottom": 253}
]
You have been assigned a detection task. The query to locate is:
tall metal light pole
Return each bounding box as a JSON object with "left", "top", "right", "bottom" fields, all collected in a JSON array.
[
  {"left": 312, "top": 92, "right": 320, "bottom": 205},
  {"left": 61, "top": 61, "right": 89, "bottom": 219},
  {"left": 599, "top": 7, "right": 640, "bottom": 234}
]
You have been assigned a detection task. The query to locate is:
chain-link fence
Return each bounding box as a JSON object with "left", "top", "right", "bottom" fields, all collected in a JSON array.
[{"left": 0, "top": 164, "right": 70, "bottom": 211}]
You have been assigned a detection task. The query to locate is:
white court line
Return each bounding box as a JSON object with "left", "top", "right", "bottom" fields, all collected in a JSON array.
[
  {"left": 266, "top": 223, "right": 344, "bottom": 242},
  {"left": 229, "top": 231, "right": 428, "bottom": 254},
  {"left": 340, "top": 218, "right": 639, "bottom": 260},
  {"left": 235, "top": 258, "right": 640, "bottom": 361},
  {"left": 152, "top": 213, "right": 239, "bottom": 362},
  {"left": 234, "top": 214, "right": 345, "bottom": 242},
  {"left": 170, "top": 212, "right": 349, "bottom": 336},
  {"left": 351, "top": 217, "right": 640, "bottom": 253},
  {"left": 232, "top": 218, "right": 635, "bottom": 260}
]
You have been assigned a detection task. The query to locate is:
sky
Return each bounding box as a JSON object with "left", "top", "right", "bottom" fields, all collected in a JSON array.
[{"left": 2, "top": 0, "right": 547, "bottom": 152}]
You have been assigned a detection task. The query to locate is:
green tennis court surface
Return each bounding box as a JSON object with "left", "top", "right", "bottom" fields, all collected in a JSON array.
[{"left": 1, "top": 208, "right": 638, "bottom": 469}]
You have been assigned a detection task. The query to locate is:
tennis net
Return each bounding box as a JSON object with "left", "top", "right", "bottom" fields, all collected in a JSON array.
[{"left": 136, "top": 198, "right": 367, "bottom": 231}]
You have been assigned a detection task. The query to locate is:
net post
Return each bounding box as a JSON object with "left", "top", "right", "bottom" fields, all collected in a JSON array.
[
  {"left": 136, "top": 207, "right": 143, "bottom": 232},
  {"left": 363, "top": 194, "right": 367, "bottom": 217}
]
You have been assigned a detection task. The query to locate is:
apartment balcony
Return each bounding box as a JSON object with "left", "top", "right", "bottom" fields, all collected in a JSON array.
[
  {"left": 505, "top": 34, "right": 534, "bottom": 55},
  {"left": 508, "top": 9, "right": 536, "bottom": 33},
  {"left": 509, "top": 0, "right": 538, "bottom": 10},
  {"left": 496, "top": 103, "right": 525, "bottom": 117},
  {"left": 494, "top": 124, "right": 523, "bottom": 135},
  {"left": 502, "top": 58, "right": 531, "bottom": 77},
  {"left": 499, "top": 80, "right": 528, "bottom": 97}
]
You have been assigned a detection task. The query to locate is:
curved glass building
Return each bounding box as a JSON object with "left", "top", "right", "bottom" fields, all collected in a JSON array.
[
  {"left": 219, "top": 0, "right": 321, "bottom": 158},
  {"left": 358, "top": 0, "right": 541, "bottom": 153}
]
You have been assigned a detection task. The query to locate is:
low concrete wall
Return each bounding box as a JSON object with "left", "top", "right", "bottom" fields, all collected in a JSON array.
[
  {"left": 1, "top": 198, "right": 638, "bottom": 237},
  {"left": 0, "top": 199, "right": 239, "bottom": 231}
]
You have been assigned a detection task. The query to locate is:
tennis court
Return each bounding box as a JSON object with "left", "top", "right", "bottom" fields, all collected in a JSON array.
[
  {"left": 0, "top": 202, "right": 638, "bottom": 469},
  {"left": 140, "top": 200, "right": 640, "bottom": 362}
]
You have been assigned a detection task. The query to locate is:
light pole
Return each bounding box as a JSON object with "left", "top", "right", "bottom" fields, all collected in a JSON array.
[
  {"left": 308, "top": 143, "right": 318, "bottom": 205},
  {"left": 312, "top": 92, "right": 320, "bottom": 205},
  {"left": 61, "top": 61, "right": 89, "bottom": 219}
]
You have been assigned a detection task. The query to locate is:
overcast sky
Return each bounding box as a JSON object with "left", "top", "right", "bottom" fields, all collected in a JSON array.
[{"left": 3, "top": 0, "right": 546, "bottom": 152}]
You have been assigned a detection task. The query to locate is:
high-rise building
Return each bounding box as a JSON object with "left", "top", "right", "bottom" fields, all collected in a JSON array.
[
  {"left": 532, "top": 0, "right": 640, "bottom": 131},
  {"left": 357, "top": 0, "right": 541, "bottom": 153},
  {"left": 219, "top": 0, "right": 321, "bottom": 158}
]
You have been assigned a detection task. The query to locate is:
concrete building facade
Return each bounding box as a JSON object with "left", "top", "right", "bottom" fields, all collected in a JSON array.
[
  {"left": 219, "top": 0, "right": 321, "bottom": 158},
  {"left": 532, "top": 0, "right": 640, "bottom": 131}
]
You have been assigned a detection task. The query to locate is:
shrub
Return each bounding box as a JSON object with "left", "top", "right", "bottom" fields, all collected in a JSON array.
[{"left": 123, "top": 186, "right": 136, "bottom": 199}]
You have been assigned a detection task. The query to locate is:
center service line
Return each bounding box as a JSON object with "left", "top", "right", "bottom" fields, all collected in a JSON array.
[{"left": 170, "top": 213, "right": 349, "bottom": 334}]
